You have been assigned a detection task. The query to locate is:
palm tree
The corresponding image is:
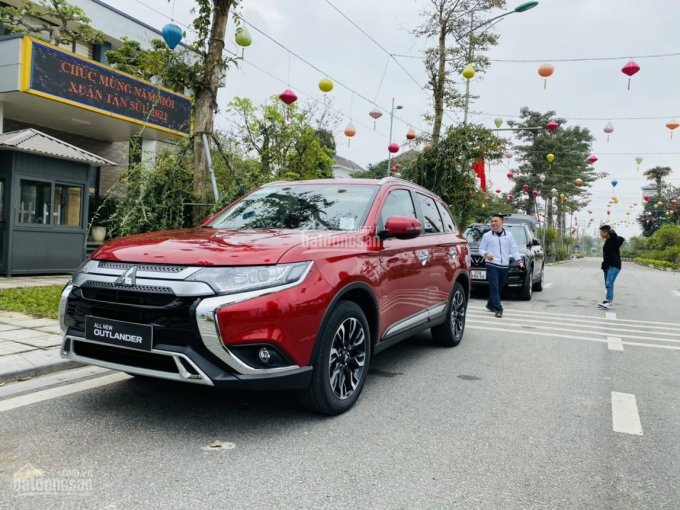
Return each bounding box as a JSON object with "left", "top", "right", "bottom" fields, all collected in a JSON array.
[{"left": 643, "top": 166, "right": 672, "bottom": 190}]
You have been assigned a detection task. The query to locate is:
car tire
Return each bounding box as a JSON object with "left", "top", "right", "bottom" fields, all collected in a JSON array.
[
  {"left": 533, "top": 266, "right": 544, "bottom": 292},
  {"left": 431, "top": 281, "right": 467, "bottom": 347},
  {"left": 297, "top": 301, "right": 371, "bottom": 416},
  {"left": 518, "top": 266, "right": 533, "bottom": 300}
]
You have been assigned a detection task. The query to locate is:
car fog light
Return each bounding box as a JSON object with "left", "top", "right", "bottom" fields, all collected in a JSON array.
[{"left": 258, "top": 347, "right": 271, "bottom": 364}]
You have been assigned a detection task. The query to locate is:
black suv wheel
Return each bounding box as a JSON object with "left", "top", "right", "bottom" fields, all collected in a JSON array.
[{"left": 518, "top": 266, "right": 533, "bottom": 300}]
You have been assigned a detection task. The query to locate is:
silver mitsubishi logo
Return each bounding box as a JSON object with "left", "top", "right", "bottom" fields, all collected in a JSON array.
[{"left": 115, "top": 266, "right": 137, "bottom": 287}]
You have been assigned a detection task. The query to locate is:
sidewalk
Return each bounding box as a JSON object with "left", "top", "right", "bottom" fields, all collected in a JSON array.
[{"left": 0, "top": 275, "right": 79, "bottom": 384}]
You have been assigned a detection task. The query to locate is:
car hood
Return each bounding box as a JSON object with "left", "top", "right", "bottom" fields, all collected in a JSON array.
[{"left": 91, "top": 228, "right": 344, "bottom": 266}]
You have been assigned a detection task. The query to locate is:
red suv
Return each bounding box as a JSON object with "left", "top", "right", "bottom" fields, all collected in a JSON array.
[{"left": 60, "top": 178, "right": 470, "bottom": 414}]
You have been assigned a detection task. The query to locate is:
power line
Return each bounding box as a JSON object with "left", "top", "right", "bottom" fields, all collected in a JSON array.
[
  {"left": 469, "top": 111, "right": 680, "bottom": 122},
  {"left": 392, "top": 51, "right": 680, "bottom": 63}
]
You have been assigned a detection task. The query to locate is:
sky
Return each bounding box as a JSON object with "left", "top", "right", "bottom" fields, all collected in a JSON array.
[{"left": 106, "top": 0, "right": 680, "bottom": 238}]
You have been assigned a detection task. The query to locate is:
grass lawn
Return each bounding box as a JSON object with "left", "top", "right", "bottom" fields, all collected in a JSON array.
[{"left": 0, "top": 285, "right": 63, "bottom": 319}]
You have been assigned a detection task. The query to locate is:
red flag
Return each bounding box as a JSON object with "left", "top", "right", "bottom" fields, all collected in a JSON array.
[{"left": 471, "top": 159, "right": 486, "bottom": 191}]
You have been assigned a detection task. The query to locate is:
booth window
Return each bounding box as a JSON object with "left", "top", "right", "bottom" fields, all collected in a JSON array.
[
  {"left": 54, "top": 184, "right": 83, "bottom": 226},
  {"left": 18, "top": 180, "right": 51, "bottom": 224}
]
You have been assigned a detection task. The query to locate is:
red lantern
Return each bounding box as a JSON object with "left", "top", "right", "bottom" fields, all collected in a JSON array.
[
  {"left": 279, "top": 89, "right": 297, "bottom": 105},
  {"left": 532, "top": 190, "right": 539, "bottom": 197},
  {"left": 546, "top": 120, "right": 559, "bottom": 134},
  {"left": 406, "top": 128, "right": 416, "bottom": 140},
  {"left": 495, "top": 188, "right": 501, "bottom": 194},
  {"left": 522, "top": 184, "right": 529, "bottom": 192},
  {"left": 607, "top": 210, "right": 611, "bottom": 216},
  {"left": 643, "top": 194, "right": 651, "bottom": 202},
  {"left": 507, "top": 194, "right": 514, "bottom": 201},
  {"left": 394, "top": 164, "right": 402, "bottom": 170},
  {"left": 388, "top": 143, "right": 400, "bottom": 154},
  {"left": 587, "top": 155, "right": 598, "bottom": 164},
  {"left": 621, "top": 60, "right": 640, "bottom": 90},
  {"left": 506, "top": 172, "right": 514, "bottom": 179}
]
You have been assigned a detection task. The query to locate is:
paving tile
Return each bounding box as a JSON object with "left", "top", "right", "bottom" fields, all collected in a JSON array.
[
  {"left": 35, "top": 325, "right": 62, "bottom": 335},
  {"left": 14, "top": 334, "right": 62, "bottom": 349},
  {"left": 0, "top": 329, "right": 51, "bottom": 341},
  {"left": 19, "top": 318, "right": 58, "bottom": 328},
  {"left": 0, "top": 341, "right": 34, "bottom": 355},
  {"left": 0, "top": 354, "right": 35, "bottom": 382},
  {"left": 0, "top": 324, "right": 21, "bottom": 332}
]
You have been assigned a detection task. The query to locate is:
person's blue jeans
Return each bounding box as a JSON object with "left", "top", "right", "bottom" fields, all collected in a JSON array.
[
  {"left": 486, "top": 264, "right": 509, "bottom": 311},
  {"left": 604, "top": 267, "right": 621, "bottom": 302}
]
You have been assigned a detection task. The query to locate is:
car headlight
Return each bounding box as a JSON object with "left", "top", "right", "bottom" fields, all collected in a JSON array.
[{"left": 188, "top": 262, "right": 311, "bottom": 295}]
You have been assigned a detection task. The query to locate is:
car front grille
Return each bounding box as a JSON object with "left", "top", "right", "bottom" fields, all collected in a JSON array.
[
  {"left": 470, "top": 255, "right": 485, "bottom": 267},
  {"left": 64, "top": 286, "right": 220, "bottom": 364}
]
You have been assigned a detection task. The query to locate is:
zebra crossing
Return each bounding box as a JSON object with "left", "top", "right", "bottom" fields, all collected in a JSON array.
[{"left": 465, "top": 306, "right": 680, "bottom": 352}]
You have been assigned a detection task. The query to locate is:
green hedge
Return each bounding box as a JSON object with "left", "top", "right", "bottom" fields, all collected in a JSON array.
[{"left": 636, "top": 258, "right": 678, "bottom": 269}]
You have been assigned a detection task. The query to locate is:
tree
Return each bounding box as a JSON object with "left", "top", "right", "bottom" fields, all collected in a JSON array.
[
  {"left": 637, "top": 179, "right": 678, "bottom": 237},
  {"left": 0, "top": 0, "right": 103, "bottom": 45},
  {"left": 508, "top": 108, "right": 596, "bottom": 229},
  {"left": 226, "top": 96, "right": 335, "bottom": 182},
  {"left": 405, "top": 123, "right": 506, "bottom": 226},
  {"left": 643, "top": 166, "right": 672, "bottom": 190},
  {"left": 414, "top": 0, "right": 504, "bottom": 144}
]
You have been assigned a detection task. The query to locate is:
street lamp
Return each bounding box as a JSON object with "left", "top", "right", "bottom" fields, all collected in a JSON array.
[
  {"left": 462, "top": 1, "right": 539, "bottom": 124},
  {"left": 387, "top": 97, "right": 403, "bottom": 176}
]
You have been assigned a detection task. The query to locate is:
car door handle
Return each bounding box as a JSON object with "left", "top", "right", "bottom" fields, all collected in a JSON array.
[{"left": 418, "top": 251, "right": 430, "bottom": 265}]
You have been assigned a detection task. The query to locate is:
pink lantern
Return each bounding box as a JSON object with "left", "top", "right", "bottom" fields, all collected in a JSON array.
[
  {"left": 369, "top": 107, "right": 382, "bottom": 129},
  {"left": 507, "top": 194, "right": 514, "bottom": 201},
  {"left": 506, "top": 172, "right": 514, "bottom": 179},
  {"left": 546, "top": 120, "right": 559, "bottom": 134},
  {"left": 587, "top": 155, "right": 598, "bottom": 164},
  {"left": 388, "top": 143, "right": 400, "bottom": 154},
  {"left": 279, "top": 89, "right": 298, "bottom": 105},
  {"left": 522, "top": 184, "right": 530, "bottom": 192},
  {"left": 406, "top": 128, "right": 416, "bottom": 140},
  {"left": 603, "top": 122, "right": 614, "bottom": 142},
  {"left": 495, "top": 188, "right": 501, "bottom": 194},
  {"left": 607, "top": 210, "right": 611, "bottom": 216},
  {"left": 621, "top": 60, "right": 640, "bottom": 90},
  {"left": 532, "top": 189, "right": 539, "bottom": 197}
]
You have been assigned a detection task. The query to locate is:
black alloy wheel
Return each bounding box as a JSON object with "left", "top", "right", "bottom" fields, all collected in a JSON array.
[
  {"left": 431, "top": 281, "right": 467, "bottom": 347},
  {"left": 297, "top": 301, "right": 371, "bottom": 415}
]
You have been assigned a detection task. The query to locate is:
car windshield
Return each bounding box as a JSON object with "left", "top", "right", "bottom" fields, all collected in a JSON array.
[
  {"left": 464, "top": 224, "right": 528, "bottom": 245},
  {"left": 208, "top": 184, "right": 378, "bottom": 231}
]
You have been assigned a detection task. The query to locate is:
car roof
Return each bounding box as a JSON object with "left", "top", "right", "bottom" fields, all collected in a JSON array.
[{"left": 259, "top": 177, "right": 441, "bottom": 199}]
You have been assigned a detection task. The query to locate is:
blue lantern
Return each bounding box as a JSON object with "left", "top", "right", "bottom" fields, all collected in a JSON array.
[
  {"left": 162, "top": 23, "right": 183, "bottom": 50},
  {"left": 611, "top": 179, "right": 618, "bottom": 188}
]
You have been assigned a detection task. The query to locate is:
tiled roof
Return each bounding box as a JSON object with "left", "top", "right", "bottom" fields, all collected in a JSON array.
[{"left": 0, "top": 129, "right": 117, "bottom": 166}]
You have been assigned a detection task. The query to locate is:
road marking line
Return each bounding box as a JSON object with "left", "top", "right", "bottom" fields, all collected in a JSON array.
[
  {"left": 466, "top": 312, "right": 680, "bottom": 337},
  {"left": 672, "top": 290, "right": 680, "bottom": 297},
  {"left": 543, "top": 283, "right": 553, "bottom": 289},
  {"left": 605, "top": 311, "right": 617, "bottom": 320},
  {"left": 0, "top": 373, "right": 129, "bottom": 413},
  {"left": 467, "top": 318, "right": 680, "bottom": 345},
  {"left": 607, "top": 336, "right": 624, "bottom": 352},
  {"left": 468, "top": 325, "right": 680, "bottom": 351},
  {"left": 468, "top": 307, "right": 680, "bottom": 327},
  {"left": 611, "top": 392, "right": 643, "bottom": 435}
]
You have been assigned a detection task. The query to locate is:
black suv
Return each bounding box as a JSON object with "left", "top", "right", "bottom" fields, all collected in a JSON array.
[{"left": 464, "top": 220, "right": 545, "bottom": 300}]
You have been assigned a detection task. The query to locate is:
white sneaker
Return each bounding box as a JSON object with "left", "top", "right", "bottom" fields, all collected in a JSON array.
[{"left": 597, "top": 300, "right": 612, "bottom": 309}]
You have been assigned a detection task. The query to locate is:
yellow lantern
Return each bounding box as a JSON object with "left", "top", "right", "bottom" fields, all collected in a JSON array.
[
  {"left": 462, "top": 64, "right": 475, "bottom": 80},
  {"left": 319, "top": 78, "right": 334, "bottom": 93},
  {"left": 546, "top": 153, "right": 555, "bottom": 164}
]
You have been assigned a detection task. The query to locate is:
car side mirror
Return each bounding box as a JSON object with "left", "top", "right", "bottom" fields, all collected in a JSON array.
[
  {"left": 379, "top": 216, "right": 422, "bottom": 240},
  {"left": 531, "top": 239, "right": 541, "bottom": 246}
]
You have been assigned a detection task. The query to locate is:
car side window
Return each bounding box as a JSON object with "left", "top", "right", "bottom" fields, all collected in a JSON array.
[
  {"left": 436, "top": 202, "right": 457, "bottom": 233},
  {"left": 416, "top": 193, "right": 444, "bottom": 234},
  {"left": 380, "top": 189, "right": 417, "bottom": 225}
]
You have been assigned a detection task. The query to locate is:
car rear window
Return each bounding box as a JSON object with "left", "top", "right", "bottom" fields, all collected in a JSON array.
[{"left": 209, "top": 184, "right": 378, "bottom": 231}]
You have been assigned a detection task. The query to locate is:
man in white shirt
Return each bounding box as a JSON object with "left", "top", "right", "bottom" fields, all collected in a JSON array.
[{"left": 479, "top": 214, "right": 524, "bottom": 317}]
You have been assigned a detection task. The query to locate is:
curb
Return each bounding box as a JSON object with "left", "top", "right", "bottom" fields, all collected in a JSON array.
[
  {"left": 0, "top": 348, "right": 84, "bottom": 384},
  {"left": 634, "top": 262, "right": 679, "bottom": 273}
]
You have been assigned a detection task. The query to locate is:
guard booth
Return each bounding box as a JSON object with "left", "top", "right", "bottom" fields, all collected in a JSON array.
[{"left": 0, "top": 128, "right": 115, "bottom": 275}]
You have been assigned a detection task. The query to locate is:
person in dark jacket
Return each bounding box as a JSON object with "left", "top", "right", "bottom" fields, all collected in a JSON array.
[{"left": 598, "top": 224, "right": 625, "bottom": 309}]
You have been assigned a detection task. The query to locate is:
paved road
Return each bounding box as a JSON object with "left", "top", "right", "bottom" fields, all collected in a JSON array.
[{"left": 1, "top": 259, "right": 678, "bottom": 509}]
